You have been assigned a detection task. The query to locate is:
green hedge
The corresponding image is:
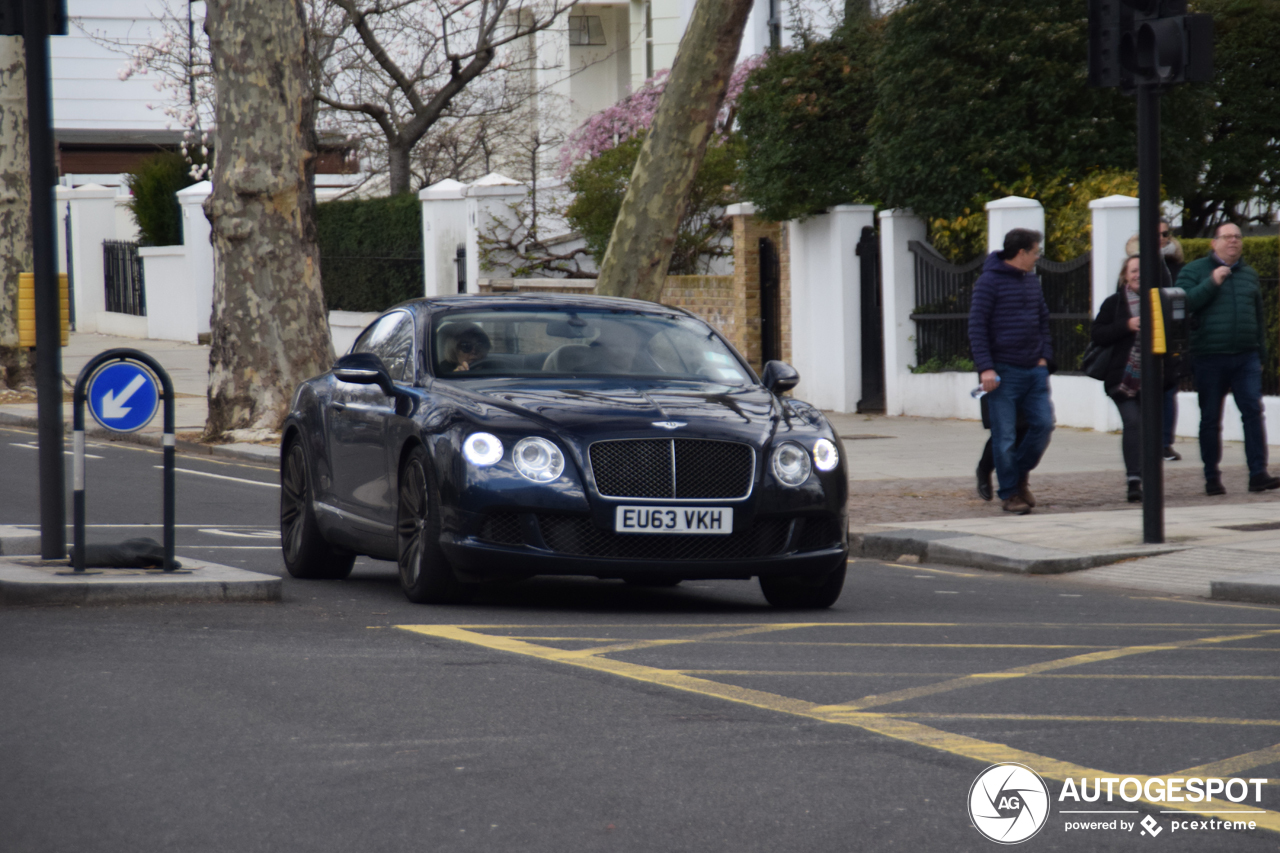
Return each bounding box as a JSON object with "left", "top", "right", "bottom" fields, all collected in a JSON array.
[
  {"left": 125, "top": 151, "right": 201, "bottom": 246},
  {"left": 1180, "top": 236, "right": 1278, "bottom": 276},
  {"left": 316, "top": 193, "right": 424, "bottom": 312}
]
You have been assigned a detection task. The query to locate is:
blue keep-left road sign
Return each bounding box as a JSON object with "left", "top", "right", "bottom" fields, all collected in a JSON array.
[{"left": 86, "top": 361, "right": 160, "bottom": 432}]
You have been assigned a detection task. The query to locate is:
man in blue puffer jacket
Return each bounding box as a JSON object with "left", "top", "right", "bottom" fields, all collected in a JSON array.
[{"left": 968, "top": 228, "right": 1055, "bottom": 514}]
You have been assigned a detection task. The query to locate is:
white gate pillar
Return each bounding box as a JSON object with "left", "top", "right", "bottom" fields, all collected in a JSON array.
[
  {"left": 177, "top": 181, "right": 214, "bottom": 336},
  {"left": 59, "top": 184, "right": 119, "bottom": 333},
  {"left": 879, "top": 208, "right": 927, "bottom": 416},
  {"left": 464, "top": 173, "right": 526, "bottom": 289},
  {"left": 787, "top": 204, "right": 875, "bottom": 413},
  {"left": 986, "top": 196, "right": 1046, "bottom": 254},
  {"left": 1089, "top": 194, "right": 1139, "bottom": 313},
  {"left": 420, "top": 179, "right": 468, "bottom": 297}
]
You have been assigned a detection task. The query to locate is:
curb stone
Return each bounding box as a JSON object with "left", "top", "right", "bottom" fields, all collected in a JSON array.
[
  {"left": 0, "top": 557, "right": 282, "bottom": 605},
  {"left": 1210, "top": 573, "right": 1280, "bottom": 605},
  {"left": 852, "top": 528, "right": 1183, "bottom": 575}
]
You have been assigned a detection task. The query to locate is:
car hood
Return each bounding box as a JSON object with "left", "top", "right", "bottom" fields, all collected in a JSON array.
[{"left": 440, "top": 379, "right": 786, "bottom": 443}]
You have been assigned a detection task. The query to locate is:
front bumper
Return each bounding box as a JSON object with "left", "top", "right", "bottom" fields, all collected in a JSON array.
[{"left": 440, "top": 511, "right": 848, "bottom": 582}]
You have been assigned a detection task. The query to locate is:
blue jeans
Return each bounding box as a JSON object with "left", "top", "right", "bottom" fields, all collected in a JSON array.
[
  {"left": 1194, "top": 351, "right": 1268, "bottom": 479},
  {"left": 987, "top": 363, "right": 1055, "bottom": 500},
  {"left": 1163, "top": 386, "right": 1177, "bottom": 447}
]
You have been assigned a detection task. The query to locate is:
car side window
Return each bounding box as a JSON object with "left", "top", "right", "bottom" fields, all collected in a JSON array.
[{"left": 352, "top": 311, "right": 416, "bottom": 383}]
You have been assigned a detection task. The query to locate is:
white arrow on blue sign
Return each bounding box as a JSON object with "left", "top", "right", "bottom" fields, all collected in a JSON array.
[{"left": 87, "top": 361, "right": 160, "bottom": 432}]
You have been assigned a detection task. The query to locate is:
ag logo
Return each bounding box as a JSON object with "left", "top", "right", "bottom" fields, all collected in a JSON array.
[{"left": 968, "top": 762, "right": 1050, "bottom": 844}]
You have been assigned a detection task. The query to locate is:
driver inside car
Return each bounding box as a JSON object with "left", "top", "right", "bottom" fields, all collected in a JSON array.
[{"left": 438, "top": 322, "right": 491, "bottom": 373}]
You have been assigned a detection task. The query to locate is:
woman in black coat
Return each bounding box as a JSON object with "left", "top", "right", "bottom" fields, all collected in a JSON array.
[{"left": 1091, "top": 256, "right": 1180, "bottom": 502}]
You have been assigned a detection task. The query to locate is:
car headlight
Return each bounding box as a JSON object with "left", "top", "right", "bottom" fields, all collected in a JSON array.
[
  {"left": 513, "top": 436, "right": 565, "bottom": 482},
  {"left": 771, "top": 442, "right": 811, "bottom": 486},
  {"left": 463, "top": 432, "right": 503, "bottom": 467},
  {"left": 813, "top": 438, "right": 839, "bottom": 472}
]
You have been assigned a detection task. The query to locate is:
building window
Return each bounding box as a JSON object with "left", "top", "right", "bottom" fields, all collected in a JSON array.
[{"left": 568, "top": 15, "right": 606, "bottom": 46}]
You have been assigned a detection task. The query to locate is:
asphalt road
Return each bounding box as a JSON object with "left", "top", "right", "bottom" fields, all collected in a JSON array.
[{"left": 2, "top": 425, "right": 1278, "bottom": 852}]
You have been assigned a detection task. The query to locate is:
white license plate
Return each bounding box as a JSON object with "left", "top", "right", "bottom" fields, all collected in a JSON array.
[{"left": 615, "top": 506, "right": 733, "bottom": 535}]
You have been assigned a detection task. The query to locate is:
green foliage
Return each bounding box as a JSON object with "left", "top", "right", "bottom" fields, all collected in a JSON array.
[
  {"left": 735, "top": 20, "right": 880, "bottom": 222},
  {"left": 928, "top": 169, "right": 1141, "bottom": 264},
  {"left": 315, "top": 194, "right": 424, "bottom": 312},
  {"left": 910, "top": 355, "right": 975, "bottom": 374},
  {"left": 1181, "top": 237, "right": 1280, "bottom": 277},
  {"left": 1175, "top": 0, "right": 1280, "bottom": 235},
  {"left": 564, "top": 133, "right": 742, "bottom": 275},
  {"left": 868, "top": 0, "right": 1145, "bottom": 221},
  {"left": 125, "top": 151, "right": 203, "bottom": 246}
]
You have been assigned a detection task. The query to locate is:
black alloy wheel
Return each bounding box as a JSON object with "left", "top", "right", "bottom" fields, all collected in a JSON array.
[
  {"left": 280, "top": 438, "right": 356, "bottom": 580},
  {"left": 758, "top": 562, "right": 847, "bottom": 609},
  {"left": 397, "top": 446, "right": 473, "bottom": 604}
]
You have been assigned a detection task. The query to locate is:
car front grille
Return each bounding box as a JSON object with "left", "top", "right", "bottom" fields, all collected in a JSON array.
[
  {"left": 588, "top": 439, "right": 754, "bottom": 499},
  {"left": 536, "top": 514, "right": 791, "bottom": 561}
]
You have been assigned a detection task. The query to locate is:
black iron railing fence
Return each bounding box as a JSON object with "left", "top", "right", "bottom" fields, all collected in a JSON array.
[
  {"left": 103, "top": 240, "right": 145, "bottom": 316},
  {"left": 907, "top": 241, "right": 1091, "bottom": 373}
]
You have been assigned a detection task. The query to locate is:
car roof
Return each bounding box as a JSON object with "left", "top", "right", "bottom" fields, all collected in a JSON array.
[{"left": 399, "top": 293, "right": 697, "bottom": 319}]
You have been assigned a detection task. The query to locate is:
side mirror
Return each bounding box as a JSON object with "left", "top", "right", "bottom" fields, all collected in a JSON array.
[
  {"left": 761, "top": 360, "right": 800, "bottom": 396},
  {"left": 333, "top": 352, "right": 397, "bottom": 397}
]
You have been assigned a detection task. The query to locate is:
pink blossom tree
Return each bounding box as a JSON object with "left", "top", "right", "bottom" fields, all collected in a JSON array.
[{"left": 558, "top": 55, "right": 764, "bottom": 174}]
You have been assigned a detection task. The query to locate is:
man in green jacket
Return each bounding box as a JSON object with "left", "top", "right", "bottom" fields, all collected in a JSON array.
[{"left": 1178, "top": 222, "right": 1279, "bottom": 495}]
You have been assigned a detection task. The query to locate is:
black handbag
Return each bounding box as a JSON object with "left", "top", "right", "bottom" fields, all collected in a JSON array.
[{"left": 1080, "top": 341, "right": 1112, "bottom": 380}]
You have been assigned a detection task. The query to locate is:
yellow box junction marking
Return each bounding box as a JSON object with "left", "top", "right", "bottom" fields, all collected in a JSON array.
[{"left": 397, "top": 622, "right": 1280, "bottom": 834}]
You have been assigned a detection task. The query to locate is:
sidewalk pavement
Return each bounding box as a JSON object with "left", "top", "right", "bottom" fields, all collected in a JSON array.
[
  {"left": 0, "top": 332, "right": 277, "bottom": 464},
  {"left": 0, "top": 332, "right": 1276, "bottom": 606}
]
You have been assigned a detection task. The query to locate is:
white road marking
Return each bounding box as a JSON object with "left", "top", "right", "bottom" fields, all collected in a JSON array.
[
  {"left": 199, "top": 528, "right": 279, "bottom": 539},
  {"left": 154, "top": 465, "right": 279, "bottom": 488},
  {"left": 11, "top": 442, "right": 102, "bottom": 459}
]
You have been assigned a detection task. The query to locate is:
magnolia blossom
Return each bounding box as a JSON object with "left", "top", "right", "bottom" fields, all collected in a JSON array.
[{"left": 558, "top": 55, "right": 764, "bottom": 174}]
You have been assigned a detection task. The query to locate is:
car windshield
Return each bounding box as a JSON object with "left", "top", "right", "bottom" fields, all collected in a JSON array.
[{"left": 431, "top": 307, "right": 751, "bottom": 385}]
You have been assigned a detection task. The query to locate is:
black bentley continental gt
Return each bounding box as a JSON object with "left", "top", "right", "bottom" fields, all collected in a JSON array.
[{"left": 280, "top": 295, "right": 849, "bottom": 607}]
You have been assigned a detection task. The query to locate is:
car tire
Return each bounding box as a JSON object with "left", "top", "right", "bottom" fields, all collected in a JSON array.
[
  {"left": 280, "top": 438, "right": 356, "bottom": 580},
  {"left": 758, "top": 563, "right": 846, "bottom": 609},
  {"left": 398, "top": 446, "right": 474, "bottom": 604}
]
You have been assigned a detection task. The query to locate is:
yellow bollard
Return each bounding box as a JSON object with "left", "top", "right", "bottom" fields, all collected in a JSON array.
[
  {"left": 17, "top": 272, "right": 69, "bottom": 347},
  {"left": 1149, "top": 287, "right": 1166, "bottom": 355}
]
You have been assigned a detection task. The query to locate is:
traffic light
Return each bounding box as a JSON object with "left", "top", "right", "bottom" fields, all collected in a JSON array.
[
  {"left": 0, "top": 0, "right": 67, "bottom": 37},
  {"left": 1089, "top": 0, "right": 1213, "bottom": 89}
]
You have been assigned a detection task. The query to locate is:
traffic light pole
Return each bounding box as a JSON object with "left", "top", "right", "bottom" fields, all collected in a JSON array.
[
  {"left": 24, "top": 0, "right": 66, "bottom": 559},
  {"left": 1137, "top": 83, "right": 1164, "bottom": 544}
]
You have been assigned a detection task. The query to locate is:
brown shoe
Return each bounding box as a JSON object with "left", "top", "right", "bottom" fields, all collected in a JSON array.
[
  {"left": 1002, "top": 495, "right": 1032, "bottom": 515},
  {"left": 1018, "top": 475, "right": 1036, "bottom": 508}
]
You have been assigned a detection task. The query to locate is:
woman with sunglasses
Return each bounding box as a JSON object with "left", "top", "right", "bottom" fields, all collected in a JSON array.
[{"left": 438, "top": 322, "right": 491, "bottom": 373}]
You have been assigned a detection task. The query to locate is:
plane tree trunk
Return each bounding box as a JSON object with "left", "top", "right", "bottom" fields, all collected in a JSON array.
[
  {"left": 0, "top": 35, "right": 33, "bottom": 391},
  {"left": 203, "top": 0, "right": 333, "bottom": 439},
  {"left": 594, "top": 0, "right": 753, "bottom": 301}
]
